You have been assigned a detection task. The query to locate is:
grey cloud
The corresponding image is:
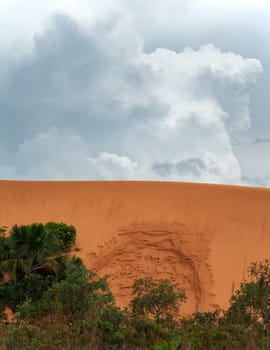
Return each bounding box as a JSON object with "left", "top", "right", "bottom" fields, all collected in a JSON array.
[
  {"left": 253, "top": 138, "right": 270, "bottom": 144},
  {"left": 196, "top": 65, "right": 259, "bottom": 138},
  {"left": 0, "top": 15, "right": 166, "bottom": 157},
  {"left": 0, "top": 12, "right": 263, "bottom": 184},
  {"left": 242, "top": 176, "right": 270, "bottom": 188},
  {"left": 233, "top": 139, "right": 270, "bottom": 185},
  {"left": 152, "top": 158, "right": 207, "bottom": 177},
  {"left": 152, "top": 162, "right": 173, "bottom": 177},
  {"left": 0, "top": 14, "right": 168, "bottom": 178}
]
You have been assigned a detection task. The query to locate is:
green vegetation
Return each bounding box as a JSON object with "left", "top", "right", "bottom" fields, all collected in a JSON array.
[
  {"left": 1, "top": 222, "right": 270, "bottom": 349},
  {"left": 130, "top": 277, "right": 186, "bottom": 324}
]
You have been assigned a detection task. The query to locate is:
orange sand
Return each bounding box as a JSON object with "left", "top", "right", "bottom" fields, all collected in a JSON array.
[{"left": 0, "top": 180, "right": 270, "bottom": 314}]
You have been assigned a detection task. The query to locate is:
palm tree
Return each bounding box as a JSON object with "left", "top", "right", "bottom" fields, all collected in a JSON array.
[{"left": 0, "top": 224, "right": 59, "bottom": 282}]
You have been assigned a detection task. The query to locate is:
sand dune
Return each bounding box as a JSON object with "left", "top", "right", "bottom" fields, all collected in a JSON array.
[{"left": 0, "top": 180, "right": 270, "bottom": 314}]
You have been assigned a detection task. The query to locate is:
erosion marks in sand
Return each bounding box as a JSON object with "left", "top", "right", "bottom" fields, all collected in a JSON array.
[{"left": 88, "top": 222, "right": 216, "bottom": 313}]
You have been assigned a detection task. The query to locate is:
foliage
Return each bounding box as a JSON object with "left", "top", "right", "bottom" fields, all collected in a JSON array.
[
  {"left": 0, "top": 222, "right": 76, "bottom": 284},
  {"left": 179, "top": 311, "right": 231, "bottom": 350},
  {"left": 123, "top": 316, "right": 179, "bottom": 350},
  {"left": 0, "top": 274, "right": 56, "bottom": 312},
  {"left": 0, "top": 226, "right": 9, "bottom": 281},
  {"left": 45, "top": 259, "right": 113, "bottom": 322},
  {"left": 3, "top": 222, "right": 270, "bottom": 349},
  {"left": 130, "top": 277, "right": 186, "bottom": 324},
  {"left": 226, "top": 259, "right": 270, "bottom": 330},
  {"left": 179, "top": 260, "right": 270, "bottom": 349},
  {"left": 0, "top": 222, "right": 78, "bottom": 314},
  {"left": 45, "top": 221, "right": 76, "bottom": 253},
  {"left": 96, "top": 305, "right": 126, "bottom": 349},
  {"left": 153, "top": 339, "right": 179, "bottom": 350},
  {"left": 4, "top": 321, "right": 48, "bottom": 350}
]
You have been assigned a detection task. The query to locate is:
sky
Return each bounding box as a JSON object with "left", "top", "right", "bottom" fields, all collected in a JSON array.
[{"left": 0, "top": 0, "right": 269, "bottom": 186}]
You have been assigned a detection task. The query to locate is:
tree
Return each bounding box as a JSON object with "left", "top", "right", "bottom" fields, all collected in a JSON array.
[
  {"left": 226, "top": 259, "right": 270, "bottom": 331},
  {"left": 14, "top": 258, "right": 117, "bottom": 349},
  {"left": 130, "top": 277, "right": 186, "bottom": 324},
  {"left": 0, "top": 222, "right": 78, "bottom": 312},
  {"left": 45, "top": 222, "right": 76, "bottom": 253},
  {"left": 5, "top": 224, "right": 56, "bottom": 281},
  {"left": 0, "top": 222, "right": 77, "bottom": 283},
  {"left": 45, "top": 259, "right": 114, "bottom": 323},
  {"left": 0, "top": 226, "right": 9, "bottom": 282},
  {"left": 179, "top": 311, "right": 233, "bottom": 350}
]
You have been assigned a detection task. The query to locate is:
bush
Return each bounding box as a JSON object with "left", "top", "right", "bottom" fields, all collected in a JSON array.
[
  {"left": 45, "top": 222, "right": 76, "bottom": 253},
  {"left": 130, "top": 277, "right": 186, "bottom": 324}
]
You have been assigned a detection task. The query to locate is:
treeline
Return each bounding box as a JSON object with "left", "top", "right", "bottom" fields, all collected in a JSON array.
[{"left": 1, "top": 223, "right": 270, "bottom": 349}]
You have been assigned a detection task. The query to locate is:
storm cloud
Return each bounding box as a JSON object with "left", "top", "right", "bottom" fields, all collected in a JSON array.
[{"left": 0, "top": 0, "right": 268, "bottom": 185}]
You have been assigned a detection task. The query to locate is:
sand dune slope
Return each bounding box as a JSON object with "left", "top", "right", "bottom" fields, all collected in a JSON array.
[{"left": 0, "top": 180, "right": 270, "bottom": 314}]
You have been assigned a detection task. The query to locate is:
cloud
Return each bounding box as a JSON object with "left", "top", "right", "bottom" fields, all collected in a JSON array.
[
  {"left": 152, "top": 158, "right": 207, "bottom": 178},
  {"left": 128, "top": 0, "right": 270, "bottom": 146},
  {"left": 234, "top": 139, "right": 270, "bottom": 187},
  {"left": 242, "top": 176, "right": 270, "bottom": 188},
  {"left": 14, "top": 128, "right": 138, "bottom": 179},
  {"left": 86, "top": 153, "right": 138, "bottom": 180},
  {"left": 15, "top": 128, "right": 89, "bottom": 179},
  {"left": 0, "top": 12, "right": 263, "bottom": 183},
  {"left": 254, "top": 138, "right": 270, "bottom": 144}
]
